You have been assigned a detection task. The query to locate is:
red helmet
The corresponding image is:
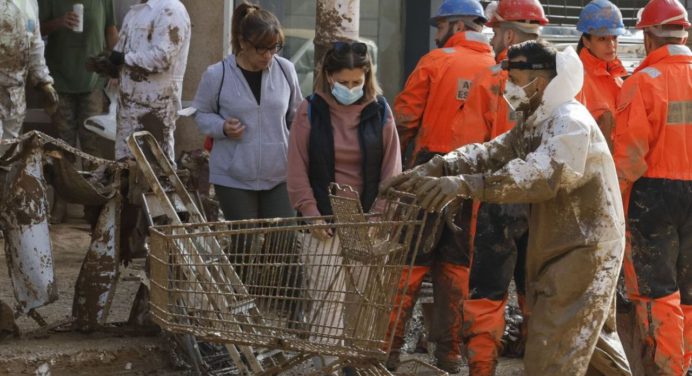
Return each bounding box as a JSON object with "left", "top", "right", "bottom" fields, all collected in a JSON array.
[
  {"left": 636, "top": 0, "right": 691, "bottom": 29},
  {"left": 486, "top": 0, "right": 549, "bottom": 27}
]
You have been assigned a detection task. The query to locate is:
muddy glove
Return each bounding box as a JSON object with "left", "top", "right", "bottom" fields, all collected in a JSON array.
[
  {"left": 379, "top": 155, "right": 447, "bottom": 195},
  {"left": 412, "top": 175, "right": 470, "bottom": 213},
  {"left": 86, "top": 51, "right": 124, "bottom": 78},
  {"left": 40, "top": 83, "right": 59, "bottom": 115}
]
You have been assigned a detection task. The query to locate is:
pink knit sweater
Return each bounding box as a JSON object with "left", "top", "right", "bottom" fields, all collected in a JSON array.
[{"left": 287, "top": 91, "right": 402, "bottom": 216}]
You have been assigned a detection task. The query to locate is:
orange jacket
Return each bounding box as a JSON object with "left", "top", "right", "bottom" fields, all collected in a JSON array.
[
  {"left": 575, "top": 48, "right": 626, "bottom": 144},
  {"left": 614, "top": 44, "right": 692, "bottom": 190},
  {"left": 395, "top": 31, "right": 495, "bottom": 165},
  {"left": 452, "top": 49, "right": 518, "bottom": 147}
]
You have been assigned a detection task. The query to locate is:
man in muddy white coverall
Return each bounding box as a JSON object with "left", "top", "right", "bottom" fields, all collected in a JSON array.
[
  {"left": 0, "top": 0, "right": 58, "bottom": 155},
  {"left": 383, "top": 40, "right": 632, "bottom": 375},
  {"left": 91, "top": 0, "right": 190, "bottom": 162}
]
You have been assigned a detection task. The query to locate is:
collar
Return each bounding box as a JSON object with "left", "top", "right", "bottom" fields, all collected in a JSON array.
[
  {"left": 635, "top": 44, "right": 692, "bottom": 74},
  {"left": 579, "top": 48, "right": 627, "bottom": 78},
  {"left": 495, "top": 49, "right": 508, "bottom": 64},
  {"left": 443, "top": 31, "right": 492, "bottom": 54}
]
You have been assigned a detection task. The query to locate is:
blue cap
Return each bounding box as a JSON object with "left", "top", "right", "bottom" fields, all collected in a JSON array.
[
  {"left": 430, "top": 0, "right": 487, "bottom": 26},
  {"left": 577, "top": 0, "right": 626, "bottom": 36}
]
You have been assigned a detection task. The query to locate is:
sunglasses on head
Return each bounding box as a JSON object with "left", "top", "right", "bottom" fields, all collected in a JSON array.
[{"left": 332, "top": 41, "right": 368, "bottom": 56}]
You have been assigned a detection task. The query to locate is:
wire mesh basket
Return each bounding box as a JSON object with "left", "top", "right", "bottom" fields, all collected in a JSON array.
[{"left": 148, "top": 188, "right": 429, "bottom": 364}]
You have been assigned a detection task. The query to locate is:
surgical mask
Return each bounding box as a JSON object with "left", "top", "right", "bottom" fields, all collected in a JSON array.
[
  {"left": 331, "top": 82, "right": 364, "bottom": 105},
  {"left": 503, "top": 78, "right": 537, "bottom": 111}
]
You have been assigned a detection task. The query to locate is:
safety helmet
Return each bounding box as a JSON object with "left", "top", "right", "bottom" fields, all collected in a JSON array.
[
  {"left": 577, "top": 0, "right": 626, "bottom": 36},
  {"left": 430, "top": 0, "right": 487, "bottom": 26},
  {"left": 485, "top": 0, "right": 549, "bottom": 27},
  {"left": 636, "top": 0, "right": 691, "bottom": 29}
]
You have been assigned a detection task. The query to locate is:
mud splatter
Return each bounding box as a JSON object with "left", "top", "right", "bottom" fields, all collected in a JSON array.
[{"left": 168, "top": 26, "right": 180, "bottom": 45}]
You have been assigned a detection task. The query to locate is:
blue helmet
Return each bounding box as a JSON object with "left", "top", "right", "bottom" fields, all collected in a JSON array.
[
  {"left": 430, "top": 0, "right": 487, "bottom": 26},
  {"left": 576, "top": 0, "right": 626, "bottom": 36}
]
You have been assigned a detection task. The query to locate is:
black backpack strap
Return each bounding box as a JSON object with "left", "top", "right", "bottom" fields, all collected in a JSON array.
[
  {"left": 274, "top": 56, "right": 294, "bottom": 128},
  {"left": 216, "top": 60, "right": 225, "bottom": 114}
]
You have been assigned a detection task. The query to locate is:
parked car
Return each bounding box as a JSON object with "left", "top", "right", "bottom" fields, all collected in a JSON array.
[{"left": 282, "top": 28, "right": 379, "bottom": 95}]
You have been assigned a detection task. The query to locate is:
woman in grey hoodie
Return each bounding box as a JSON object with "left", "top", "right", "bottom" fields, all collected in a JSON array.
[{"left": 192, "top": 3, "right": 302, "bottom": 220}]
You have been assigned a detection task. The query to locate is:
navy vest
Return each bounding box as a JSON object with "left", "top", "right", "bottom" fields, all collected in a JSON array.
[{"left": 307, "top": 93, "right": 388, "bottom": 215}]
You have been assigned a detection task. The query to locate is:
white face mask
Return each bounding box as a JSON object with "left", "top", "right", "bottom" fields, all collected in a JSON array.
[
  {"left": 503, "top": 78, "right": 537, "bottom": 111},
  {"left": 331, "top": 81, "right": 364, "bottom": 105}
]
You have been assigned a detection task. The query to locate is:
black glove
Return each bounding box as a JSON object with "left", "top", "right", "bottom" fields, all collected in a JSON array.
[{"left": 86, "top": 51, "right": 123, "bottom": 79}]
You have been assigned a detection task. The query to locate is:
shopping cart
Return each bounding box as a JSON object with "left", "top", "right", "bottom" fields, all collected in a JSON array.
[{"left": 148, "top": 183, "right": 445, "bottom": 375}]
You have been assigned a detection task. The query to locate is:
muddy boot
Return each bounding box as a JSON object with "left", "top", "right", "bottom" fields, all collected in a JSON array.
[
  {"left": 469, "top": 360, "right": 497, "bottom": 376},
  {"left": 385, "top": 350, "right": 401, "bottom": 371},
  {"left": 435, "top": 356, "right": 462, "bottom": 374}
]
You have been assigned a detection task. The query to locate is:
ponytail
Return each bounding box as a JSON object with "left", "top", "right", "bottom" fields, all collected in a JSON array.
[{"left": 231, "top": 2, "right": 284, "bottom": 54}]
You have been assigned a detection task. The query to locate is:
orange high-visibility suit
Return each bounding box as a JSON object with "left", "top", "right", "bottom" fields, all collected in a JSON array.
[
  {"left": 452, "top": 49, "right": 529, "bottom": 375},
  {"left": 576, "top": 48, "right": 627, "bottom": 150},
  {"left": 614, "top": 43, "right": 692, "bottom": 376},
  {"left": 387, "top": 30, "right": 494, "bottom": 367},
  {"left": 395, "top": 31, "right": 495, "bottom": 167}
]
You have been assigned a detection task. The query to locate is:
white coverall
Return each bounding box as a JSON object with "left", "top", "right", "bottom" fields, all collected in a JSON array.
[
  {"left": 440, "top": 47, "right": 631, "bottom": 375},
  {"left": 0, "top": 0, "right": 53, "bottom": 154},
  {"left": 114, "top": 0, "right": 190, "bottom": 162}
]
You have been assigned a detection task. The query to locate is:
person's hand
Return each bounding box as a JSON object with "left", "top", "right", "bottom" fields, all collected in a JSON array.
[
  {"left": 311, "top": 219, "right": 333, "bottom": 241},
  {"left": 412, "top": 175, "right": 470, "bottom": 213},
  {"left": 62, "top": 11, "right": 79, "bottom": 30},
  {"left": 223, "top": 118, "right": 245, "bottom": 139},
  {"left": 86, "top": 51, "right": 122, "bottom": 78},
  {"left": 379, "top": 155, "right": 446, "bottom": 194},
  {"left": 40, "top": 83, "right": 59, "bottom": 115}
]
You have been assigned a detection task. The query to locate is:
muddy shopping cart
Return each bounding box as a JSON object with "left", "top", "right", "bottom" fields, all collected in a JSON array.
[{"left": 147, "top": 183, "right": 447, "bottom": 375}]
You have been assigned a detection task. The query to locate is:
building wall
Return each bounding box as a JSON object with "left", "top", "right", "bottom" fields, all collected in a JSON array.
[{"left": 175, "top": 0, "right": 228, "bottom": 156}]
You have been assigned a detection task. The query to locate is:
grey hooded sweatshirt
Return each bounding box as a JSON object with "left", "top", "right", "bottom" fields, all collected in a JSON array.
[{"left": 193, "top": 54, "right": 302, "bottom": 190}]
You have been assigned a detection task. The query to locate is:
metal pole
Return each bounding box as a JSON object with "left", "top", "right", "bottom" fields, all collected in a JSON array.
[{"left": 314, "top": 0, "right": 360, "bottom": 76}]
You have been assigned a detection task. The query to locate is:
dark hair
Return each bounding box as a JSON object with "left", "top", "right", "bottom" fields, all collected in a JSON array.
[
  {"left": 231, "top": 2, "right": 284, "bottom": 54},
  {"left": 507, "top": 39, "right": 558, "bottom": 78},
  {"left": 314, "top": 40, "right": 382, "bottom": 102},
  {"left": 577, "top": 33, "right": 591, "bottom": 54}
]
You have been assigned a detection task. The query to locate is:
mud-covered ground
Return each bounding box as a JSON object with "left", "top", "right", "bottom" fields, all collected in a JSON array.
[{"left": 0, "top": 210, "right": 526, "bottom": 375}]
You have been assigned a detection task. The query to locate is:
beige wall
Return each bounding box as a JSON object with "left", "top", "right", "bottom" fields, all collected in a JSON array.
[{"left": 175, "top": 0, "right": 228, "bottom": 157}]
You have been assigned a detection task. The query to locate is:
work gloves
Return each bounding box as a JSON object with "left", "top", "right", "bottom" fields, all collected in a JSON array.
[
  {"left": 40, "top": 83, "right": 59, "bottom": 115},
  {"left": 379, "top": 155, "right": 470, "bottom": 213},
  {"left": 379, "top": 155, "right": 446, "bottom": 193},
  {"left": 411, "top": 176, "right": 470, "bottom": 213},
  {"left": 86, "top": 51, "right": 124, "bottom": 79}
]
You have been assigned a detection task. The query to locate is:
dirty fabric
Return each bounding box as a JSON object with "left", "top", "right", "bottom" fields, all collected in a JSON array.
[
  {"left": 114, "top": 0, "right": 190, "bottom": 161},
  {"left": 613, "top": 44, "right": 692, "bottom": 375},
  {"left": 623, "top": 177, "right": 692, "bottom": 375},
  {"left": 0, "top": 0, "right": 53, "bottom": 154},
  {"left": 441, "top": 47, "right": 630, "bottom": 375},
  {"left": 52, "top": 90, "right": 105, "bottom": 158},
  {"left": 464, "top": 203, "right": 528, "bottom": 372}
]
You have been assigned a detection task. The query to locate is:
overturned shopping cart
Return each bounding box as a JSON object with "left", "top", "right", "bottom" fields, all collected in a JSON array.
[{"left": 147, "top": 182, "right": 446, "bottom": 375}]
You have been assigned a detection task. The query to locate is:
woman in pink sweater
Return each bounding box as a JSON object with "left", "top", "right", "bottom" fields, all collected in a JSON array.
[
  {"left": 287, "top": 41, "right": 401, "bottom": 230},
  {"left": 286, "top": 41, "right": 401, "bottom": 371}
]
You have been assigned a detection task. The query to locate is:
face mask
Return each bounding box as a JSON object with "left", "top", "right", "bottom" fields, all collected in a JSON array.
[
  {"left": 331, "top": 82, "right": 364, "bottom": 105},
  {"left": 503, "top": 78, "right": 537, "bottom": 111}
]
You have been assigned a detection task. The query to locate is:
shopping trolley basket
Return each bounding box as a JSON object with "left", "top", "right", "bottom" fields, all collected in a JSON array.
[{"left": 148, "top": 185, "right": 438, "bottom": 373}]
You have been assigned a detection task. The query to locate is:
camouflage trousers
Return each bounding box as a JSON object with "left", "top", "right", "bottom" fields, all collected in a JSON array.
[
  {"left": 0, "top": 115, "right": 23, "bottom": 155},
  {"left": 52, "top": 90, "right": 105, "bottom": 158},
  {"left": 116, "top": 94, "right": 177, "bottom": 163}
]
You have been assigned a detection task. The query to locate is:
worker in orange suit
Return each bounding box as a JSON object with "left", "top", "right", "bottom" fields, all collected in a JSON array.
[
  {"left": 613, "top": 0, "right": 692, "bottom": 374},
  {"left": 451, "top": 0, "right": 547, "bottom": 374},
  {"left": 386, "top": 0, "right": 494, "bottom": 373},
  {"left": 575, "top": 0, "right": 628, "bottom": 151}
]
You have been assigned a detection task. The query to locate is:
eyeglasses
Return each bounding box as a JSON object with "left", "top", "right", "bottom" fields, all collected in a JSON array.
[
  {"left": 250, "top": 42, "right": 283, "bottom": 55},
  {"left": 332, "top": 41, "right": 368, "bottom": 56}
]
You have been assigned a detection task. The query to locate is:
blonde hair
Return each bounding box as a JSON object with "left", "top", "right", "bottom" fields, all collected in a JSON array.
[{"left": 314, "top": 40, "right": 382, "bottom": 103}]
